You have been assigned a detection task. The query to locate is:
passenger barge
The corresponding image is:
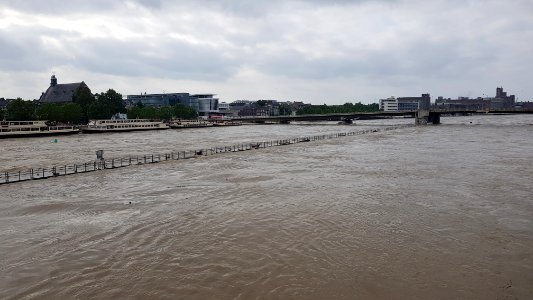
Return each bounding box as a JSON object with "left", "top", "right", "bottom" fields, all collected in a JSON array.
[
  {"left": 0, "top": 121, "right": 79, "bottom": 138},
  {"left": 82, "top": 119, "right": 169, "bottom": 133},
  {"left": 168, "top": 120, "right": 213, "bottom": 129},
  {"left": 212, "top": 120, "right": 242, "bottom": 126}
]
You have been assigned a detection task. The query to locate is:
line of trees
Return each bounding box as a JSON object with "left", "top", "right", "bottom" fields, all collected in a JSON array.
[
  {"left": 127, "top": 102, "right": 198, "bottom": 120},
  {"left": 1, "top": 94, "right": 381, "bottom": 123},
  {"left": 296, "top": 102, "right": 379, "bottom": 115},
  {"left": 1, "top": 89, "right": 200, "bottom": 123},
  {"left": 1, "top": 89, "right": 126, "bottom": 124},
  {"left": 2, "top": 98, "right": 35, "bottom": 121}
]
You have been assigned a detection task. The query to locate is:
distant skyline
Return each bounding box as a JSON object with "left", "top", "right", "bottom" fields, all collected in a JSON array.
[{"left": 1, "top": 0, "right": 532, "bottom": 104}]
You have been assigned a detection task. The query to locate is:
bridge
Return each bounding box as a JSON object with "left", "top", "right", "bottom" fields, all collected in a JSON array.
[
  {"left": 415, "top": 108, "right": 533, "bottom": 125},
  {"left": 228, "top": 109, "right": 533, "bottom": 125},
  {"left": 230, "top": 111, "right": 417, "bottom": 124}
]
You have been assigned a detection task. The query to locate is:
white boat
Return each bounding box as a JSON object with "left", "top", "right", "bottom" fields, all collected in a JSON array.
[
  {"left": 168, "top": 119, "right": 213, "bottom": 129},
  {"left": 211, "top": 120, "right": 242, "bottom": 126},
  {"left": 0, "top": 120, "right": 79, "bottom": 138},
  {"left": 82, "top": 119, "right": 169, "bottom": 133}
]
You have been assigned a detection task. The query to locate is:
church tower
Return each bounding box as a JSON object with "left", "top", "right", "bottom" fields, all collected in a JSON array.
[{"left": 50, "top": 74, "right": 57, "bottom": 87}]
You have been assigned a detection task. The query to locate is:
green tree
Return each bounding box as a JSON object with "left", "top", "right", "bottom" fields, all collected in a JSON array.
[
  {"left": 140, "top": 107, "right": 159, "bottom": 119},
  {"left": 278, "top": 103, "right": 292, "bottom": 116},
  {"left": 6, "top": 98, "right": 35, "bottom": 120},
  {"left": 61, "top": 103, "right": 83, "bottom": 124},
  {"left": 72, "top": 85, "right": 95, "bottom": 122},
  {"left": 296, "top": 102, "right": 379, "bottom": 115},
  {"left": 87, "top": 101, "right": 111, "bottom": 119},
  {"left": 256, "top": 100, "right": 268, "bottom": 107},
  {"left": 72, "top": 85, "right": 94, "bottom": 109},
  {"left": 128, "top": 104, "right": 198, "bottom": 120},
  {"left": 173, "top": 104, "right": 198, "bottom": 119},
  {"left": 96, "top": 89, "right": 125, "bottom": 115},
  {"left": 127, "top": 106, "right": 143, "bottom": 119},
  {"left": 158, "top": 106, "right": 174, "bottom": 120},
  {"left": 36, "top": 103, "right": 62, "bottom": 122},
  {"left": 88, "top": 89, "right": 126, "bottom": 119}
]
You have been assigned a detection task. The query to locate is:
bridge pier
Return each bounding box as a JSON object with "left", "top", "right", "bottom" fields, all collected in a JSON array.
[
  {"left": 416, "top": 110, "right": 429, "bottom": 125},
  {"left": 428, "top": 112, "right": 441, "bottom": 124},
  {"left": 416, "top": 110, "right": 441, "bottom": 125}
]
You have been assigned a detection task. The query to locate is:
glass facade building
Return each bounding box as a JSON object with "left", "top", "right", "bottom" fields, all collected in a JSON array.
[{"left": 127, "top": 93, "right": 219, "bottom": 116}]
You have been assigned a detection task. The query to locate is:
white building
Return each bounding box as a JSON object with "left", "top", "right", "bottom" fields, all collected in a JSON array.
[
  {"left": 218, "top": 102, "right": 230, "bottom": 110},
  {"left": 217, "top": 102, "right": 232, "bottom": 117},
  {"left": 379, "top": 97, "right": 398, "bottom": 111},
  {"left": 380, "top": 94, "right": 431, "bottom": 111}
]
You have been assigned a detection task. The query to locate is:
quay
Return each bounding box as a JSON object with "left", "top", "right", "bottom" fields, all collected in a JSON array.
[{"left": 0, "top": 125, "right": 412, "bottom": 185}]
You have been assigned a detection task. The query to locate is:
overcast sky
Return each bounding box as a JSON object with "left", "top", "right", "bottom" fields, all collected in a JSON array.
[{"left": 1, "top": 0, "right": 532, "bottom": 104}]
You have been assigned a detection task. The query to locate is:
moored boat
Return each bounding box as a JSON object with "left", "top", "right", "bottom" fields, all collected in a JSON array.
[
  {"left": 167, "top": 119, "right": 213, "bottom": 129},
  {"left": 0, "top": 120, "right": 79, "bottom": 138},
  {"left": 82, "top": 119, "right": 169, "bottom": 133},
  {"left": 211, "top": 120, "right": 242, "bottom": 126}
]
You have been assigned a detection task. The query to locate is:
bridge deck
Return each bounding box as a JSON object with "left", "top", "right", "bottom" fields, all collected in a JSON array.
[{"left": 229, "top": 109, "right": 532, "bottom": 123}]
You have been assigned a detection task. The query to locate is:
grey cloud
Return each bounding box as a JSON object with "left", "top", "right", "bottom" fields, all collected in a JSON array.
[
  {"left": 0, "top": 35, "right": 24, "bottom": 61},
  {"left": 0, "top": 22, "right": 241, "bottom": 80},
  {"left": 251, "top": 34, "right": 503, "bottom": 82},
  {"left": 69, "top": 38, "right": 241, "bottom": 80},
  {"left": 0, "top": 0, "right": 397, "bottom": 16},
  {"left": 134, "top": 0, "right": 163, "bottom": 9},
  {"left": 0, "top": 0, "right": 122, "bottom": 14},
  {"left": 0, "top": 28, "right": 68, "bottom": 72},
  {"left": 164, "top": 0, "right": 400, "bottom": 17}
]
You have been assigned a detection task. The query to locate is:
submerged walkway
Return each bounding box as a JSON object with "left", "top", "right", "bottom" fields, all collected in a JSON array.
[{"left": 0, "top": 125, "right": 412, "bottom": 185}]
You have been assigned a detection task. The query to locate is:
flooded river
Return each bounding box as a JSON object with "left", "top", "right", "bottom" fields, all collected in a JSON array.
[{"left": 1, "top": 115, "right": 532, "bottom": 299}]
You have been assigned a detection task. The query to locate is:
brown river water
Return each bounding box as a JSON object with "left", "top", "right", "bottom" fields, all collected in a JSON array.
[{"left": 0, "top": 115, "right": 532, "bottom": 299}]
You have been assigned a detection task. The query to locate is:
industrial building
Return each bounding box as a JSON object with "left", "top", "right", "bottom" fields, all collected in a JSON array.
[{"left": 434, "top": 87, "right": 515, "bottom": 110}]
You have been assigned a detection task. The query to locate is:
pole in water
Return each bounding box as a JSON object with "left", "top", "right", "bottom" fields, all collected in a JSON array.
[{"left": 96, "top": 150, "right": 104, "bottom": 160}]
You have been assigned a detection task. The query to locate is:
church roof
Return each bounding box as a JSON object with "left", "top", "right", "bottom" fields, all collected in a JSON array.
[{"left": 39, "top": 82, "right": 86, "bottom": 103}]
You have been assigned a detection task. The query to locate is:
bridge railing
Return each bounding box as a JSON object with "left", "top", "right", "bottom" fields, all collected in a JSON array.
[{"left": 429, "top": 108, "right": 533, "bottom": 113}]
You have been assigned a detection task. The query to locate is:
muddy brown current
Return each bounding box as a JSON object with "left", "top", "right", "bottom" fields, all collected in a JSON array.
[{"left": 1, "top": 115, "right": 532, "bottom": 299}]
